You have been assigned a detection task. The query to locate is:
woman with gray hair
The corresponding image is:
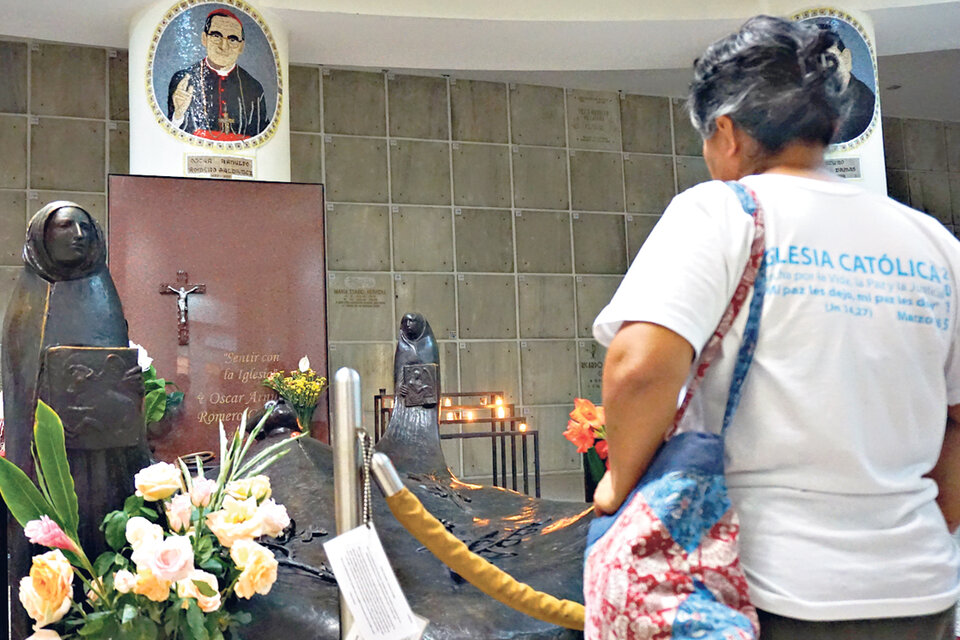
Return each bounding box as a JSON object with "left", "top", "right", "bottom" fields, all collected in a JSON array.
[{"left": 587, "top": 15, "right": 960, "bottom": 639}]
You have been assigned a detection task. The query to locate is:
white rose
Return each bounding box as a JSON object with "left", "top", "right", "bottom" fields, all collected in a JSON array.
[
  {"left": 126, "top": 517, "right": 164, "bottom": 569},
  {"left": 113, "top": 569, "right": 137, "bottom": 594},
  {"left": 129, "top": 341, "right": 153, "bottom": 371},
  {"left": 256, "top": 499, "right": 290, "bottom": 538},
  {"left": 26, "top": 630, "right": 62, "bottom": 640}
]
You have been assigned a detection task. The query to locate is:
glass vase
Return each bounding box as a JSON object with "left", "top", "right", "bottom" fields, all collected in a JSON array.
[
  {"left": 292, "top": 403, "right": 316, "bottom": 435},
  {"left": 582, "top": 445, "right": 606, "bottom": 502}
]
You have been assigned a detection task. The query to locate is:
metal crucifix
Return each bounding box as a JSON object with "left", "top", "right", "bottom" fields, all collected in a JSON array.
[{"left": 159, "top": 270, "right": 206, "bottom": 345}]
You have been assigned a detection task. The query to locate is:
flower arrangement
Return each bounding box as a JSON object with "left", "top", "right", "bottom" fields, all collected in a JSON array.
[
  {"left": 0, "top": 400, "right": 299, "bottom": 639},
  {"left": 262, "top": 356, "right": 327, "bottom": 434},
  {"left": 563, "top": 398, "right": 608, "bottom": 494},
  {"left": 130, "top": 341, "right": 184, "bottom": 429}
]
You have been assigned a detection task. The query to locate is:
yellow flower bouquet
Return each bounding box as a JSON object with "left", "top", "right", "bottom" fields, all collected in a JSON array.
[
  {"left": 0, "top": 401, "right": 299, "bottom": 639},
  {"left": 262, "top": 356, "right": 327, "bottom": 434}
]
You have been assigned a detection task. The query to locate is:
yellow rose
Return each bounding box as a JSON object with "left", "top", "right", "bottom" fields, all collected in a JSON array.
[
  {"left": 134, "top": 462, "right": 184, "bottom": 502},
  {"left": 205, "top": 496, "right": 262, "bottom": 547},
  {"left": 226, "top": 475, "right": 271, "bottom": 502},
  {"left": 133, "top": 568, "right": 171, "bottom": 602},
  {"left": 19, "top": 550, "right": 73, "bottom": 628},
  {"left": 230, "top": 540, "right": 278, "bottom": 599},
  {"left": 176, "top": 569, "right": 221, "bottom": 613}
]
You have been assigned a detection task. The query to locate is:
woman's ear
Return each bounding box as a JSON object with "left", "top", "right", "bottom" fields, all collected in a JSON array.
[{"left": 714, "top": 115, "right": 740, "bottom": 158}]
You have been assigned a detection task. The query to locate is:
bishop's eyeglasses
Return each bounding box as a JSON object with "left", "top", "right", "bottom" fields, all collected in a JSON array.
[{"left": 205, "top": 31, "right": 243, "bottom": 47}]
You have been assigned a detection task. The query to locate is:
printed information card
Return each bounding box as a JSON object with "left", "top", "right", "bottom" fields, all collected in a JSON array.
[{"left": 324, "top": 524, "right": 425, "bottom": 640}]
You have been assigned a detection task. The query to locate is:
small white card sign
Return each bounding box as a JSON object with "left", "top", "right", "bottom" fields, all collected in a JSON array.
[{"left": 324, "top": 524, "right": 425, "bottom": 640}]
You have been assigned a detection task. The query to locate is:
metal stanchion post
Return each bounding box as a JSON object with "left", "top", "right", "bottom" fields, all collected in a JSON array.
[{"left": 332, "top": 367, "right": 363, "bottom": 640}]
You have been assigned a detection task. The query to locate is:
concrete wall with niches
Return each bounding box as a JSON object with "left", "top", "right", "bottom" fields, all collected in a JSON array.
[{"left": 2, "top": 37, "right": 960, "bottom": 481}]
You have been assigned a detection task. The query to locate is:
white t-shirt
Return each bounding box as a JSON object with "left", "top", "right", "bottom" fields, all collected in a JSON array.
[{"left": 593, "top": 174, "right": 960, "bottom": 620}]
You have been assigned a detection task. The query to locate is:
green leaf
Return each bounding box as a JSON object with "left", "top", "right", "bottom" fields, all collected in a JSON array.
[
  {"left": 231, "top": 611, "right": 252, "bottom": 626},
  {"left": 34, "top": 399, "right": 80, "bottom": 535},
  {"left": 167, "top": 390, "right": 185, "bottom": 407},
  {"left": 0, "top": 453, "right": 56, "bottom": 528},
  {"left": 144, "top": 377, "right": 165, "bottom": 393},
  {"left": 94, "top": 551, "right": 120, "bottom": 576},
  {"left": 235, "top": 433, "right": 302, "bottom": 478},
  {"left": 185, "top": 599, "right": 210, "bottom": 640},
  {"left": 104, "top": 511, "right": 130, "bottom": 551},
  {"left": 122, "top": 603, "right": 138, "bottom": 624},
  {"left": 192, "top": 579, "right": 218, "bottom": 597},
  {"left": 130, "top": 616, "right": 160, "bottom": 640},
  {"left": 78, "top": 610, "right": 115, "bottom": 636},
  {"left": 124, "top": 495, "right": 146, "bottom": 515},
  {"left": 144, "top": 388, "right": 167, "bottom": 424},
  {"left": 163, "top": 602, "right": 183, "bottom": 635},
  {"left": 199, "top": 555, "right": 226, "bottom": 574},
  {"left": 195, "top": 534, "right": 214, "bottom": 563}
]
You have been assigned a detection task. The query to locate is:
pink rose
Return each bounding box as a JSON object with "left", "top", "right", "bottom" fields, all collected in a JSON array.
[
  {"left": 256, "top": 499, "right": 290, "bottom": 538},
  {"left": 24, "top": 516, "right": 78, "bottom": 553},
  {"left": 165, "top": 494, "right": 193, "bottom": 533},
  {"left": 147, "top": 535, "right": 195, "bottom": 582},
  {"left": 190, "top": 477, "right": 217, "bottom": 508}
]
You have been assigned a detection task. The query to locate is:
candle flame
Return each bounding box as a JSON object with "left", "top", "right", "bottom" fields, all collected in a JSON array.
[
  {"left": 496, "top": 407, "right": 506, "bottom": 419},
  {"left": 519, "top": 422, "right": 527, "bottom": 432},
  {"left": 443, "top": 397, "right": 452, "bottom": 406},
  {"left": 495, "top": 396, "right": 503, "bottom": 406}
]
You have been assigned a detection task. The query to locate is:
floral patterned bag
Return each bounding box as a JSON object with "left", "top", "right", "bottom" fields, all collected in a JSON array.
[{"left": 584, "top": 182, "right": 766, "bottom": 639}]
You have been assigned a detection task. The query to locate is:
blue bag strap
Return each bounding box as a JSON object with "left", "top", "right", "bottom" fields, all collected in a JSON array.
[{"left": 721, "top": 181, "right": 767, "bottom": 434}]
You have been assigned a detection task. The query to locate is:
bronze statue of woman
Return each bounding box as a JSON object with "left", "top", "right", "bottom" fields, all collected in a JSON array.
[{"left": 2, "top": 202, "right": 150, "bottom": 637}]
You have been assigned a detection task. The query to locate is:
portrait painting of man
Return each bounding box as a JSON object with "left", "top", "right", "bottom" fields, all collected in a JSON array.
[
  {"left": 167, "top": 8, "right": 269, "bottom": 140},
  {"left": 150, "top": 2, "right": 280, "bottom": 146},
  {"left": 796, "top": 12, "right": 878, "bottom": 146},
  {"left": 828, "top": 35, "right": 876, "bottom": 144}
]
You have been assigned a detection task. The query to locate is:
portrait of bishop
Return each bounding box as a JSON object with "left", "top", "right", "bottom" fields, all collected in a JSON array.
[{"left": 166, "top": 7, "right": 270, "bottom": 140}]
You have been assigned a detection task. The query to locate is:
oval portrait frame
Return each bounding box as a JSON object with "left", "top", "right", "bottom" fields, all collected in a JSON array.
[
  {"left": 792, "top": 8, "right": 879, "bottom": 152},
  {"left": 146, "top": 0, "right": 282, "bottom": 151}
]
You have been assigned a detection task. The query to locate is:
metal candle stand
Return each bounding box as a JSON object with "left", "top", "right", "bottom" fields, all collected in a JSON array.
[{"left": 374, "top": 389, "right": 541, "bottom": 497}]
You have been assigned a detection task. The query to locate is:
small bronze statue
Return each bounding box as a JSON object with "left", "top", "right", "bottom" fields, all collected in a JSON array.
[
  {"left": 240, "top": 312, "right": 590, "bottom": 639},
  {"left": 2, "top": 202, "right": 151, "bottom": 638}
]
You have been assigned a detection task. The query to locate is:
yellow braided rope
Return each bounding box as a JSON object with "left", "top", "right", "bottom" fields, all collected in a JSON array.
[{"left": 385, "top": 487, "right": 585, "bottom": 630}]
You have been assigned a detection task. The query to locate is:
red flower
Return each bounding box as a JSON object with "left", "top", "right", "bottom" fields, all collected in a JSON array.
[
  {"left": 563, "top": 419, "right": 595, "bottom": 454},
  {"left": 594, "top": 439, "right": 609, "bottom": 460}
]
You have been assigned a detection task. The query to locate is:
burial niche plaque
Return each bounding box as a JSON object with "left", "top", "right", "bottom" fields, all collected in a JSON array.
[{"left": 108, "top": 176, "right": 328, "bottom": 460}]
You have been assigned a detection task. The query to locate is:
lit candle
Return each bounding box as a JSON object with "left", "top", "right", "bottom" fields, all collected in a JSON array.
[
  {"left": 480, "top": 397, "right": 487, "bottom": 405},
  {"left": 465, "top": 411, "right": 474, "bottom": 421},
  {"left": 446, "top": 412, "right": 455, "bottom": 421},
  {"left": 443, "top": 397, "right": 452, "bottom": 407},
  {"left": 519, "top": 422, "right": 527, "bottom": 432},
  {"left": 496, "top": 407, "right": 506, "bottom": 419},
  {"left": 495, "top": 396, "right": 503, "bottom": 406}
]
